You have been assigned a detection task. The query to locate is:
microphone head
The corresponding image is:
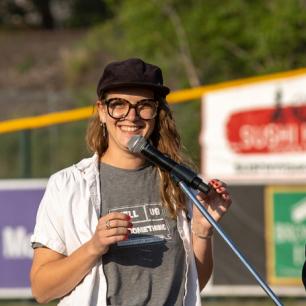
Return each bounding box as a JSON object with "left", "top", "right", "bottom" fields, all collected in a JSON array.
[{"left": 127, "top": 135, "right": 147, "bottom": 153}]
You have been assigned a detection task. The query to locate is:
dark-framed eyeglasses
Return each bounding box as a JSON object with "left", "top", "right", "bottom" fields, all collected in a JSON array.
[{"left": 104, "top": 98, "right": 159, "bottom": 120}]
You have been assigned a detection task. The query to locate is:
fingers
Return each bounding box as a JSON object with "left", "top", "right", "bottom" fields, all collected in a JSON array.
[
  {"left": 103, "top": 212, "right": 132, "bottom": 222},
  {"left": 194, "top": 178, "right": 232, "bottom": 222},
  {"left": 106, "top": 214, "right": 131, "bottom": 237},
  {"left": 104, "top": 219, "right": 132, "bottom": 231},
  {"left": 210, "top": 178, "right": 227, "bottom": 189},
  {"left": 209, "top": 179, "right": 231, "bottom": 204},
  {"left": 91, "top": 213, "right": 133, "bottom": 255},
  {"left": 100, "top": 221, "right": 132, "bottom": 237},
  {"left": 196, "top": 179, "right": 231, "bottom": 203},
  {"left": 98, "top": 213, "right": 132, "bottom": 235},
  {"left": 97, "top": 215, "right": 131, "bottom": 231}
]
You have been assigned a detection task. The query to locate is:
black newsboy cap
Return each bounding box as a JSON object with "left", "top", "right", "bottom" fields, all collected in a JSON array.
[{"left": 97, "top": 58, "right": 170, "bottom": 98}]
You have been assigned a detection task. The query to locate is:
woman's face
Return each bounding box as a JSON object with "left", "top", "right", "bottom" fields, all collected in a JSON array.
[{"left": 97, "top": 87, "right": 157, "bottom": 155}]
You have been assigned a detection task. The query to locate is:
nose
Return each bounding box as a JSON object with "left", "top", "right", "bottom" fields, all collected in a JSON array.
[{"left": 125, "top": 106, "right": 138, "bottom": 121}]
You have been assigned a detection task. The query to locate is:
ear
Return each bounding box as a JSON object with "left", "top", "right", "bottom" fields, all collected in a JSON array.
[{"left": 96, "top": 100, "right": 107, "bottom": 123}]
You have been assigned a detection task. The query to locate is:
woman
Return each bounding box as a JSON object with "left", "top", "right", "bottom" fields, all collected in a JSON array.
[{"left": 30, "top": 58, "right": 232, "bottom": 306}]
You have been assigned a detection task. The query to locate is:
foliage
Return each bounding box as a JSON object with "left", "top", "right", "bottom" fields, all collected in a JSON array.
[
  {"left": 0, "top": 0, "right": 111, "bottom": 29},
  {"left": 172, "top": 101, "right": 201, "bottom": 166},
  {"left": 3, "top": 0, "right": 306, "bottom": 177},
  {"left": 65, "top": 0, "right": 112, "bottom": 28},
  {"left": 65, "top": 0, "right": 306, "bottom": 88},
  {"left": 60, "top": 0, "right": 306, "bottom": 174}
]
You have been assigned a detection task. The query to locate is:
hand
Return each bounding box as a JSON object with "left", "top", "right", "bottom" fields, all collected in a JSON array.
[
  {"left": 192, "top": 179, "right": 232, "bottom": 235},
  {"left": 89, "top": 212, "right": 132, "bottom": 256}
]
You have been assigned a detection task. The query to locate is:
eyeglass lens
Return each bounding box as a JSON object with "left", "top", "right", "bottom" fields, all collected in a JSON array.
[{"left": 106, "top": 98, "right": 158, "bottom": 120}]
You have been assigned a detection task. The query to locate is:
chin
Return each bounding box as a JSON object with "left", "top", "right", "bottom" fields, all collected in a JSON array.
[{"left": 120, "top": 134, "right": 138, "bottom": 148}]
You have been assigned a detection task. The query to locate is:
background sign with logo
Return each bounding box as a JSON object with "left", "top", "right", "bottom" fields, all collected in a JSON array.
[
  {"left": 265, "top": 186, "right": 306, "bottom": 285},
  {"left": 201, "top": 72, "right": 306, "bottom": 183},
  {"left": 0, "top": 180, "right": 46, "bottom": 297}
]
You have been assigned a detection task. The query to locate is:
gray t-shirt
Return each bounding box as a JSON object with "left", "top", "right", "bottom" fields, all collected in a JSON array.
[{"left": 100, "top": 162, "right": 186, "bottom": 306}]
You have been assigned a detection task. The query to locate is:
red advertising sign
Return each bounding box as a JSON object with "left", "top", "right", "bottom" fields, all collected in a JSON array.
[{"left": 226, "top": 105, "right": 306, "bottom": 154}]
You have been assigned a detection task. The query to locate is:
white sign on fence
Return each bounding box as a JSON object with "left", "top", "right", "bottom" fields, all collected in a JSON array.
[{"left": 201, "top": 73, "right": 306, "bottom": 184}]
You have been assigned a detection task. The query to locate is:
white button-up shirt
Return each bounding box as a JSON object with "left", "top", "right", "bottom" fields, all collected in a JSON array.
[{"left": 31, "top": 155, "right": 201, "bottom": 306}]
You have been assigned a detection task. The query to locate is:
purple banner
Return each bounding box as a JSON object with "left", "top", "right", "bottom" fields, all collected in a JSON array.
[{"left": 0, "top": 180, "right": 46, "bottom": 294}]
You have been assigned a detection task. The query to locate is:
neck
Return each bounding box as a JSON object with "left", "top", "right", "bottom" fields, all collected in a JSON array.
[{"left": 100, "top": 148, "right": 146, "bottom": 170}]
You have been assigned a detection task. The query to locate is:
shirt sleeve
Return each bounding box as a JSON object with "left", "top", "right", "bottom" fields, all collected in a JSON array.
[
  {"left": 31, "top": 242, "right": 47, "bottom": 249},
  {"left": 31, "top": 174, "right": 67, "bottom": 255}
]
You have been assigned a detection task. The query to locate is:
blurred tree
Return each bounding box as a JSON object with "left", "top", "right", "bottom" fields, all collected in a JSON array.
[
  {"left": 61, "top": 0, "right": 306, "bottom": 168},
  {"left": 62, "top": 0, "right": 306, "bottom": 90},
  {"left": 3, "top": 0, "right": 306, "bottom": 177},
  {"left": 0, "top": 0, "right": 55, "bottom": 28},
  {"left": 2, "top": 0, "right": 306, "bottom": 86},
  {"left": 67, "top": 0, "right": 112, "bottom": 27},
  {"left": 0, "top": 0, "right": 111, "bottom": 29},
  {"left": 32, "top": 0, "right": 54, "bottom": 29}
]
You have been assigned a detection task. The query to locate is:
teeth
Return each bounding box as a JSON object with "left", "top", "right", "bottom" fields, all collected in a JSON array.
[{"left": 120, "top": 126, "right": 139, "bottom": 132}]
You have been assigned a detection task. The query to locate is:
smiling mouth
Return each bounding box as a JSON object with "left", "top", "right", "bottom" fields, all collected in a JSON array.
[{"left": 119, "top": 125, "right": 142, "bottom": 132}]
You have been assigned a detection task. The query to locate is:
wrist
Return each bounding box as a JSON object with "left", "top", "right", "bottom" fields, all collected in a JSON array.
[
  {"left": 191, "top": 221, "right": 214, "bottom": 239},
  {"left": 85, "top": 240, "right": 106, "bottom": 257}
]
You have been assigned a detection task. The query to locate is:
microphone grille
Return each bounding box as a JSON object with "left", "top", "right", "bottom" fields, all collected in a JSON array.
[{"left": 127, "top": 135, "right": 147, "bottom": 153}]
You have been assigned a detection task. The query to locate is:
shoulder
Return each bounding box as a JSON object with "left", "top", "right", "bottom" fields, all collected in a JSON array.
[{"left": 47, "top": 154, "right": 99, "bottom": 191}]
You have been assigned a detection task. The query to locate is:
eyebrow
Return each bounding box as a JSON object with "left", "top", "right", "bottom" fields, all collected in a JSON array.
[{"left": 105, "top": 97, "right": 156, "bottom": 103}]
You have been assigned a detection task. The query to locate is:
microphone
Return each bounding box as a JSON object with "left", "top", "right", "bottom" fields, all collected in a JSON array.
[{"left": 127, "top": 135, "right": 210, "bottom": 194}]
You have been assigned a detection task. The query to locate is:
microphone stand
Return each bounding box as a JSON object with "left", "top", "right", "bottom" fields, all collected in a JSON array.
[{"left": 175, "top": 178, "right": 283, "bottom": 306}]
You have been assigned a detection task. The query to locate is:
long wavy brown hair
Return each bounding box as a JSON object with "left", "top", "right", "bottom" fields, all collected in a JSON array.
[{"left": 86, "top": 96, "right": 191, "bottom": 218}]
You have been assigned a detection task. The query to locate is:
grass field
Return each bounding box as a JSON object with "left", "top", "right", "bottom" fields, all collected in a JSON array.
[{"left": 0, "top": 297, "right": 304, "bottom": 306}]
